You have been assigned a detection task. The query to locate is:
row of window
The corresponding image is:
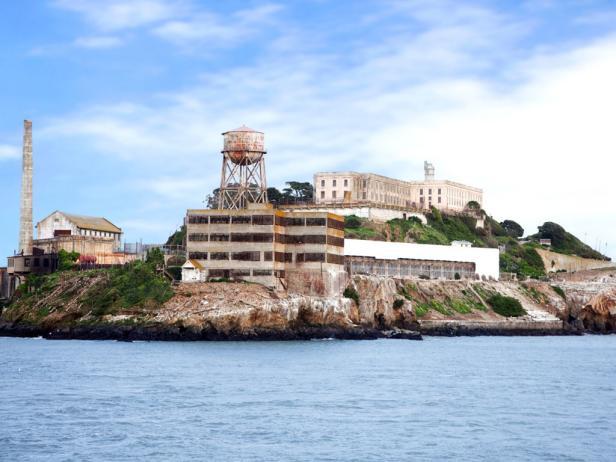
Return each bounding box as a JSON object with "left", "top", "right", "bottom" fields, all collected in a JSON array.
[
  {"left": 78, "top": 229, "right": 118, "bottom": 238},
  {"left": 188, "top": 233, "right": 343, "bottom": 246},
  {"left": 208, "top": 269, "right": 281, "bottom": 278},
  {"left": 188, "top": 215, "right": 332, "bottom": 227},
  {"left": 188, "top": 215, "right": 345, "bottom": 230},
  {"left": 188, "top": 251, "right": 345, "bottom": 265},
  {"left": 320, "top": 179, "right": 349, "bottom": 188}
]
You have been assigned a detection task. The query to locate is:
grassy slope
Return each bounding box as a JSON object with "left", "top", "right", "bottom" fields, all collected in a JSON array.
[
  {"left": 1, "top": 262, "right": 173, "bottom": 326},
  {"left": 344, "top": 212, "right": 548, "bottom": 279}
]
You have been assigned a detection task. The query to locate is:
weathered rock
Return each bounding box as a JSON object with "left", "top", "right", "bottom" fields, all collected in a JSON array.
[{"left": 577, "top": 289, "right": 616, "bottom": 333}]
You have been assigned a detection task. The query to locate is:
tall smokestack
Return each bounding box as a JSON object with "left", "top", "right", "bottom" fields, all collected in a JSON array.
[{"left": 19, "top": 120, "right": 33, "bottom": 255}]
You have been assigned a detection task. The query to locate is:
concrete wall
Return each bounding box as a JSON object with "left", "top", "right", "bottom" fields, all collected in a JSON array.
[
  {"left": 37, "top": 211, "right": 79, "bottom": 239},
  {"left": 536, "top": 248, "right": 615, "bottom": 273},
  {"left": 283, "top": 204, "right": 427, "bottom": 224},
  {"left": 344, "top": 239, "right": 500, "bottom": 280}
]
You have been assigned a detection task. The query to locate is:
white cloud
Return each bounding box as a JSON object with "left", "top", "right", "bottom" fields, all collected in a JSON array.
[
  {"left": 152, "top": 3, "right": 282, "bottom": 47},
  {"left": 40, "top": 1, "right": 616, "bottom": 257},
  {"left": 73, "top": 36, "right": 123, "bottom": 49},
  {"left": 52, "top": 0, "right": 179, "bottom": 31},
  {"left": 0, "top": 144, "right": 19, "bottom": 160}
]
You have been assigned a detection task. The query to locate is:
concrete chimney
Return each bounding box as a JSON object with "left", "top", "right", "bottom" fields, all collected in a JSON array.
[{"left": 19, "top": 120, "right": 33, "bottom": 255}]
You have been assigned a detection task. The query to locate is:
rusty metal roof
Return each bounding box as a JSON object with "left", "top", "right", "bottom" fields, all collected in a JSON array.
[
  {"left": 61, "top": 212, "right": 122, "bottom": 233},
  {"left": 222, "top": 125, "right": 263, "bottom": 134}
]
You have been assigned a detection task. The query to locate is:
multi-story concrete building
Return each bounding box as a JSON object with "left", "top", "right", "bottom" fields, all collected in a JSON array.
[
  {"left": 185, "top": 204, "right": 346, "bottom": 295},
  {"left": 314, "top": 162, "right": 483, "bottom": 212}
]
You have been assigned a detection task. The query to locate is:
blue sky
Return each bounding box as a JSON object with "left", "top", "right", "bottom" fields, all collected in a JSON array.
[{"left": 1, "top": 0, "right": 616, "bottom": 260}]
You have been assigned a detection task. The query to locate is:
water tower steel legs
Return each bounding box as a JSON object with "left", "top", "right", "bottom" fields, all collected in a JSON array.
[{"left": 219, "top": 154, "right": 268, "bottom": 210}]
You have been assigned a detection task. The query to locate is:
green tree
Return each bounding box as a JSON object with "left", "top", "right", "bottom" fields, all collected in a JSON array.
[
  {"left": 267, "top": 187, "right": 284, "bottom": 204},
  {"left": 501, "top": 220, "right": 524, "bottom": 238},
  {"left": 282, "top": 181, "right": 314, "bottom": 203},
  {"left": 344, "top": 215, "right": 362, "bottom": 229},
  {"left": 166, "top": 225, "right": 186, "bottom": 246},
  {"left": 537, "top": 222, "right": 566, "bottom": 247},
  {"left": 146, "top": 248, "right": 165, "bottom": 268}
]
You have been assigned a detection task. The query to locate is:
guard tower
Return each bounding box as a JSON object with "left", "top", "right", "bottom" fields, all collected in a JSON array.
[
  {"left": 424, "top": 161, "right": 435, "bottom": 181},
  {"left": 219, "top": 125, "right": 268, "bottom": 209}
]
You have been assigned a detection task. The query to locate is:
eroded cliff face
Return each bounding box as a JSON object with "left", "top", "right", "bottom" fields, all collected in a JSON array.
[
  {"left": 2, "top": 268, "right": 616, "bottom": 340},
  {"left": 576, "top": 290, "right": 616, "bottom": 333},
  {"left": 0, "top": 277, "right": 419, "bottom": 341}
]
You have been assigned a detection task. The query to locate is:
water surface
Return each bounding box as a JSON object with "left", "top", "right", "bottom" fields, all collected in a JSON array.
[{"left": 1, "top": 336, "right": 615, "bottom": 461}]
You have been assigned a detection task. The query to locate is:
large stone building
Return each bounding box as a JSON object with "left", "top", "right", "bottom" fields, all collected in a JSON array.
[
  {"left": 314, "top": 162, "right": 483, "bottom": 212},
  {"left": 185, "top": 204, "right": 346, "bottom": 295}
]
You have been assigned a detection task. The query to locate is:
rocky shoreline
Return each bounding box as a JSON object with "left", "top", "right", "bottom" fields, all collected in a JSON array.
[{"left": 0, "top": 321, "right": 422, "bottom": 341}]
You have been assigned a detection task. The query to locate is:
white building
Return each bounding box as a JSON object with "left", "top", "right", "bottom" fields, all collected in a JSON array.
[
  {"left": 36, "top": 211, "right": 122, "bottom": 248},
  {"left": 182, "top": 259, "right": 206, "bottom": 282},
  {"left": 344, "top": 239, "right": 500, "bottom": 280}
]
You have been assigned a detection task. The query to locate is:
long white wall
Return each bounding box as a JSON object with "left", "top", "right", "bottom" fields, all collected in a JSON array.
[{"left": 344, "top": 239, "right": 500, "bottom": 280}]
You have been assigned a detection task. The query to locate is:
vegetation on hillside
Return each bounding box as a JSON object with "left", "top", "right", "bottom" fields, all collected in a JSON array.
[
  {"left": 4, "top": 259, "right": 173, "bottom": 322},
  {"left": 531, "top": 222, "right": 609, "bottom": 261},
  {"left": 166, "top": 225, "right": 186, "bottom": 246},
  {"left": 486, "top": 294, "right": 527, "bottom": 317}
]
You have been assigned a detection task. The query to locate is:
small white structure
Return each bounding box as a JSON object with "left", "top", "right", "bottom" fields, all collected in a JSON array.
[
  {"left": 344, "top": 239, "right": 500, "bottom": 280},
  {"left": 451, "top": 240, "right": 472, "bottom": 248},
  {"left": 182, "top": 259, "right": 206, "bottom": 283}
]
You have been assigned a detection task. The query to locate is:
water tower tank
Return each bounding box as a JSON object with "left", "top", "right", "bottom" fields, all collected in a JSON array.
[{"left": 222, "top": 125, "right": 265, "bottom": 165}]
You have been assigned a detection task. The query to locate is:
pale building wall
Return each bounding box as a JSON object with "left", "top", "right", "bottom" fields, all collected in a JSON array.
[
  {"left": 344, "top": 238, "right": 500, "bottom": 280},
  {"left": 535, "top": 248, "right": 616, "bottom": 273},
  {"left": 36, "top": 211, "right": 122, "bottom": 249},
  {"left": 282, "top": 204, "right": 427, "bottom": 224},
  {"left": 314, "top": 172, "right": 483, "bottom": 213}
]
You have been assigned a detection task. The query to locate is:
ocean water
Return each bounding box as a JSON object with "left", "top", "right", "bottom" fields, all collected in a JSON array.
[{"left": 1, "top": 336, "right": 615, "bottom": 462}]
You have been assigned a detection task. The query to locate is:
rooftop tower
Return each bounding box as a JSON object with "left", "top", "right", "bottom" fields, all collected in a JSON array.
[
  {"left": 18, "top": 120, "right": 33, "bottom": 255},
  {"left": 424, "top": 161, "right": 435, "bottom": 181},
  {"left": 218, "top": 125, "right": 268, "bottom": 209}
]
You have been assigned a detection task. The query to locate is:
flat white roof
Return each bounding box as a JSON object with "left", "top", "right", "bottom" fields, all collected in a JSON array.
[{"left": 344, "top": 239, "right": 500, "bottom": 280}]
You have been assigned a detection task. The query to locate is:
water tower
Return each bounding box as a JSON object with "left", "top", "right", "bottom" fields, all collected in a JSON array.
[{"left": 218, "top": 125, "right": 268, "bottom": 209}]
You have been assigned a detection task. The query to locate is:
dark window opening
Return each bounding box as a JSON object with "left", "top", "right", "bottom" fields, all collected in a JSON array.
[
  {"left": 210, "top": 216, "right": 230, "bottom": 224},
  {"left": 188, "top": 233, "right": 208, "bottom": 242},
  {"left": 232, "top": 251, "right": 261, "bottom": 261},
  {"left": 210, "top": 252, "right": 229, "bottom": 260},
  {"left": 188, "top": 215, "right": 209, "bottom": 224},
  {"left": 252, "top": 215, "right": 274, "bottom": 225},
  {"left": 188, "top": 252, "right": 208, "bottom": 260},
  {"left": 231, "top": 216, "right": 252, "bottom": 224}
]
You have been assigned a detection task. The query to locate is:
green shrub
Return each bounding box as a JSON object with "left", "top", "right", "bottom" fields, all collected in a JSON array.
[
  {"left": 58, "top": 249, "right": 80, "bottom": 271},
  {"left": 551, "top": 285, "right": 566, "bottom": 300},
  {"left": 487, "top": 294, "right": 526, "bottom": 317},
  {"left": 343, "top": 287, "right": 360, "bottom": 305},
  {"left": 344, "top": 215, "right": 362, "bottom": 229},
  {"left": 84, "top": 261, "right": 173, "bottom": 315}
]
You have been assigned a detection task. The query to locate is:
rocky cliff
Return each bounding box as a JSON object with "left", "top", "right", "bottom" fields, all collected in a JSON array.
[
  {"left": 2, "top": 268, "right": 615, "bottom": 340},
  {"left": 0, "top": 273, "right": 419, "bottom": 341}
]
